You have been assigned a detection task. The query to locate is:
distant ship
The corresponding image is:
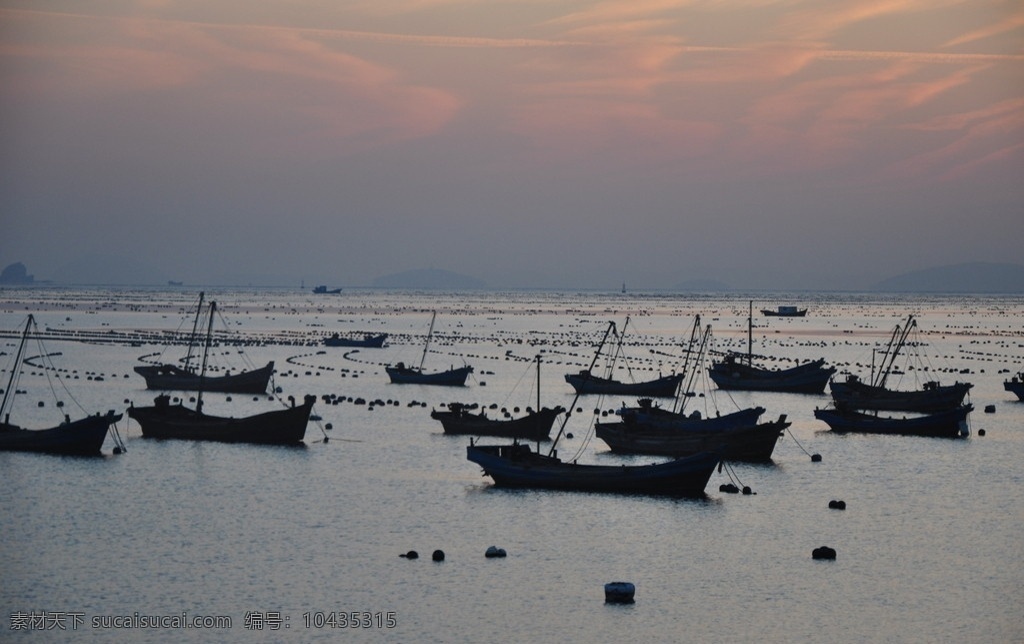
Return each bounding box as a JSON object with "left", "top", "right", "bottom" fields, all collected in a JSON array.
[{"left": 312, "top": 285, "right": 342, "bottom": 294}]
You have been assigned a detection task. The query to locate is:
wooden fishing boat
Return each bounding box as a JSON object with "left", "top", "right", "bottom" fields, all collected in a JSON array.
[
  {"left": 0, "top": 315, "right": 123, "bottom": 455},
  {"left": 1004, "top": 373, "right": 1024, "bottom": 401},
  {"left": 829, "top": 375, "right": 972, "bottom": 412},
  {"left": 761, "top": 305, "right": 807, "bottom": 317},
  {"left": 134, "top": 362, "right": 274, "bottom": 394},
  {"left": 828, "top": 315, "right": 972, "bottom": 412},
  {"left": 134, "top": 292, "right": 273, "bottom": 394},
  {"left": 466, "top": 442, "right": 720, "bottom": 495},
  {"left": 432, "top": 403, "right": 563, "bottom": 441},
  {"left": 431, "top": 356, "right": 563, "bottom": 440},
  {"left": 323, "top": 333, "right": 388, "bottom": 348},
  {"left": 813, "top": 405, "right": 972, "bottom": 438},
  {"left": 708, "top": 302, "right": 834, "bottom": 393},
  {"left": 595, "top": 415, "right": 789, "bottom": 462},
  {"left": 386, "top": 312, "right": 473, "bottom": 386},
  {"left": 564, "top": 370, "right": 682, "bottom": 397},
  {"left": 128, "top": 394, "right": 315, "bottom": 444},
  {"left": 128, "top": 299, "right": 315, "bottom": 445},
  {"left": 563, "top": 316, "right": 682, "bottom": 397}
]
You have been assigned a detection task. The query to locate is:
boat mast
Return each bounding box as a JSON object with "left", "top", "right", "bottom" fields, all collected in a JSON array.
[
  {"left": 0, "top": 315, "right": 33, "bottom": 423},
  {"left": 197, "top": 301, "right": 216, "bottom": 413},
  {"left": 876, "top": 314, "right": 915, "bottom": 390},
  {"left": 548, "top": 320, "right": 615, "bottom": 456},
  {"left": 672, "top": 315, "right": 703, "bottom": 414},
  {"left": 535, "top": 354, "right": 543, "bottom": 452},
  {"left": 184, "top": 291, "right": 205, "bottom": 374},
  {"left": 747, "top": 300, "right": 753, "bottom": 367},
  {"left": 419, "top": 311, "right": 437, "bottom": 372}
]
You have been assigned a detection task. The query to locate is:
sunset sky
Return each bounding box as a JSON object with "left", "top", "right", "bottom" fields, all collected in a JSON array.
[{"left": 1, "top": 1, "right": 1021, "bottom": 289}]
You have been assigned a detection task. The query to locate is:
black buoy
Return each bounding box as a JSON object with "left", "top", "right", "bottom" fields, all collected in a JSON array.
[
  {"left": 400, "top": 550, "right": 418, "bottom": 559},
  {"left": 984, "top": 404, "right": 995, "bottom": 413},
  {"left": 978, "top": 428, "right": 986, "bottom": 436},
  {"left": 485, "top": 546, "right": 507, "bottom": 558},
  {"left": 742, "top": 486, "right": 753, "bottom": 495},
  {"left": 432, "top": 550, "right": 445, "bottom": 562},
  {"left": 828, "top": 500, "right": 847, "bottom": 510},
  {"left": 811, "top": 453, "right": 822, "bottom": 462},
  {"left": 719, "top": 483, "right": 739, "bottom": 494},
  {"left": 812, "top": 546, "right": 837, "bottom": 560},
  {"left": 604, "top": 582, "right": 635, "bottom": 604}
]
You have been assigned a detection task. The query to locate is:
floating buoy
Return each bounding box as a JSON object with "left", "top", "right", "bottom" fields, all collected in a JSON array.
[
  {"left": 485, "top": 546, "right": 507, "bottom": 558},
  {"left": 742, "top": 486, "right": 753, "bottom": 495},
  {"left": 812, "top": 546, "right": 837, "bottom": 560},
  {"left": 828, "top": 500, "right": 847, "bottom": 510},
  {"left": 720, "top": 483, "right": 739, "bottom": 494},
  {"left": 565, "top": 432, "right": 574, "bottom": 439},
  {"left": 978, "top": 429, "right": 986, "bottom": 436},
  {"left": 984, "top": 405, "right": 995, "bottom": 413},
  {"left": 432, "top": 550, "right": 445, "bottom": 562},
  {"left": 604, "top": 582, "right": 635, "bottom": 604},
  {"left": 400, "top": 550, "right": 418, "bottom": 559},
  {"left": 811, "top": 453, "right": 822, "bottom": 462},
  {"left": 325, "top": 423, "right": 333, "bottom": 430}
]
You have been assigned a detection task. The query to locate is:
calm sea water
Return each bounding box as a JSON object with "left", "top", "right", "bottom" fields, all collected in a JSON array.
[{"left": 1, "top": 288, "right": 1021, "bottom": 643}]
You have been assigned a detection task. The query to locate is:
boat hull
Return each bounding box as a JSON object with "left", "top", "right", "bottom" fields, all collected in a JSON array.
[
  {"left": 386, "top": 365, "right": 473, "bottom": 386},
  {"left": 0, "top": 412, "right": 122, "bottom": 455},
  {"left": 564, "top": 371, "right": 683, "bottom": 397},
  {"left": 431, "top": 406, "right": 563, "bottom": 441},
  {"left": 813, "top": 405, "right": 972, "bottom": 438},
  {"left": 617, "top": 404, "right": 765, "bottom": 431},
  {"left": 134, "top": 362, "right": 274, "bottom": 394},
  {"left": 128, "top": 395, "right": 314, "bottom": 444},
  {"left": 708, "top": 357, "right": 834, "bottom": 394},
  {"left": 466, "top": 443, "right": 719, "bottom": 496},
  {"left": 829, "top": 377, "right": 972, "bottom": 412},
  {"left": 595, "top": 417, "right": 788, "bottom": 463}
]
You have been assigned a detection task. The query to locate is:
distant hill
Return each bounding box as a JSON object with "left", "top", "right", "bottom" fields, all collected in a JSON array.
[
  {"left": 372, "top": 268, "right": 486, "bottom": 289},
  {"left": 0, "top": 262, "right": 34, "bottom": 285},
  {"left": 873, "top": 262, "right": 1024, "bottom": 293}
]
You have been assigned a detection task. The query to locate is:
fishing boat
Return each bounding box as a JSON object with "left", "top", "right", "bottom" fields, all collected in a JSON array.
[
  {"left": 134, "top": 292, "right": 274, "bottom": 394},
  {"left": 1005, "top": 372, "right": 1024, "bottom": 401},
  {"left": 128, "top": 299, "right": 315, "bottom": 445},
  {"left": 386, "top": 312, "right": 473, "bottom": 386},
  {"left": 324, "top": 333, "right": 388, "bottom": 348},
  {"left": 564, "top": 370, "right": 682, "bottom": 397},
  {"left": 761, "top": 305, "right": 807, "bottom": 317},
  {"left": 616, "top": 317, "right": 766, "bottom": 430},
  {"left": 431, "top": 356, "right": 564, "bottom": 440},
  {"left": 595, "top": 416, "right": 789, "bottom": 462},
  {"left": 828, "top": 315, "right": 972, "bottom": 412},
  {"left": 466, "top": 442, "right": 720, "bottom": 495},
  {"left": 433, "top": 403, "right": 563, "bottom": 441},
  {"left": 708, "top": 301, "right": 834, "bottom": 393},
  {"left": 312, "top": 285, "right": 342, "bottom": 294},
  {"left": 563, "top": 317, "right": 682, "bottom": 397},
  {"left": 134, "top": 362, "right": 274, "bottom": 394},
  {"left": 813, "top": 405, "right": 972, "bottom": 438},
  {"left": 0, "top": 315, "right": 123, "bottom": 455},
  {"left": 466, "top": 320, "right": 720, "bottom": 496}
]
